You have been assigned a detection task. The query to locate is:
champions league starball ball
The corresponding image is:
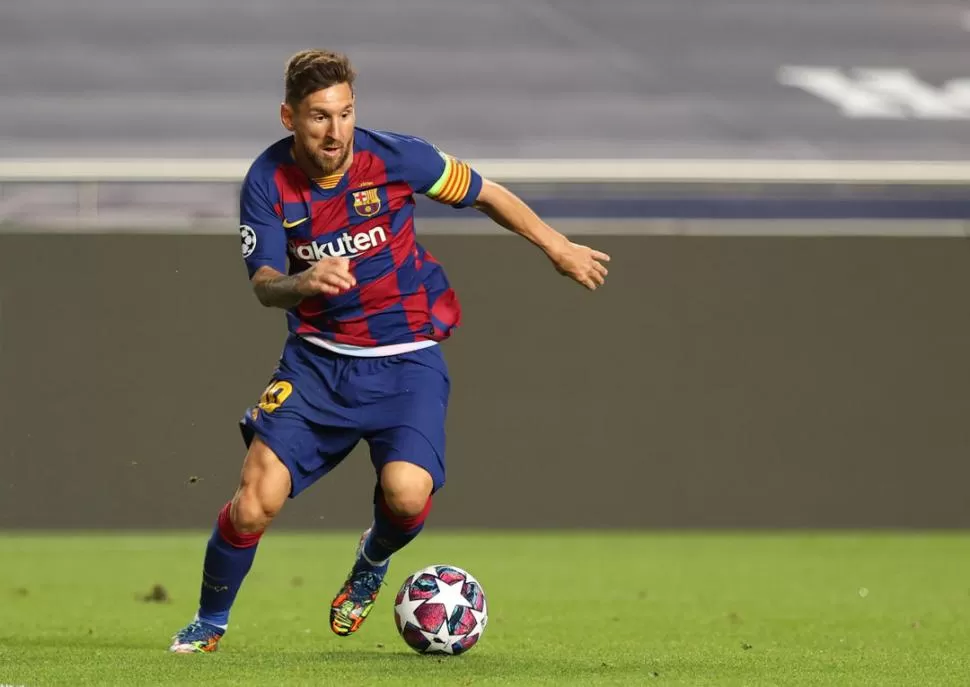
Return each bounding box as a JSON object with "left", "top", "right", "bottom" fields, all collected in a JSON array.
[{"left": 393, "top": 564, "right": 488, "bottom": 655}]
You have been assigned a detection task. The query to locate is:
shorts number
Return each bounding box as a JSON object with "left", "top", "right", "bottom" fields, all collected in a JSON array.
[{"left": 257, "top": 380, "right": 293, "bottom": 413}]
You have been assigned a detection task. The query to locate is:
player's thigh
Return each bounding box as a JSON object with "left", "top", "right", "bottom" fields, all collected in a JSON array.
[
  {"left": 241, "top": 407, "right": 359, "bottom": 499},
  {"left": 365, "top": 347, "right": 450, "bottom": 493},
  {"left": 240, "top": 360, "right": 361, "bottom": 499}
]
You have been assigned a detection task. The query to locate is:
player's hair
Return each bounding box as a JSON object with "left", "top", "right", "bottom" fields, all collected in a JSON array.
[{"left": 284, "top": 50, "right": 357, "bottom": 106}]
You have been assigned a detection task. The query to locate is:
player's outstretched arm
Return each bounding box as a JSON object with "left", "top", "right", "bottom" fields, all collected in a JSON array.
[
  {"left": 472, "top": 179, "right": 610, "bottom": 290},
  {"left": 251, "top": 259, "right": 357, "bottom": 309}
]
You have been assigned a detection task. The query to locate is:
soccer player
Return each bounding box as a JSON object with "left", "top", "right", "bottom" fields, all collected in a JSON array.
[{"left": 169, "top": 49, "right": 610, "bottom": 653}]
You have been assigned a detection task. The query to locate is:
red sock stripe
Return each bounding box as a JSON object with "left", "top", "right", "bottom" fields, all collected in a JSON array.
[
  {"left": 378, "top": 492, "right": 432, "bottom": 532},
  {"left": 217, "top": 501, "right": 263, "bottom": 549}
]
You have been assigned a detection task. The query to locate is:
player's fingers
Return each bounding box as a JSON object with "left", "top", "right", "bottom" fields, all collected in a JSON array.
[
  {"left": 323, "top": 274, "right": 354, "bottom": 291},
  {"left": 591, "top": 250, "right": 611, "bottom": 262},
  {"left": 580, "top": 276, "right": 597, "bottom": 291},
  {"left": 316, "top": 257, "right": 354, "bottom": 284},
  {"left": 334, "top": 266, "right": 357, "bottom": 287},
  {"left": 333, "top": 267, "right": 355, "bottom": 283},
  {"left": 593, "top": 261, "right": 609, "bottom": 277}
]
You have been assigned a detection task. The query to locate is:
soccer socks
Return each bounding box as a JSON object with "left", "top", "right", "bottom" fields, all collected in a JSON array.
[
  {"left": 360, "top": 491, "right": 432, "bottom": 569},
  {"left": 196, "top": 502, "right": 264, "bottom": 630},
  {"left": 194, "top": 493, "right": 425, "bottom": 627}
]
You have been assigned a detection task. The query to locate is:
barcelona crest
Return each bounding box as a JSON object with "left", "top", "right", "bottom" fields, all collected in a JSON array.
[{"left": 352, "top": 188, "right": 381, "bottom": 217}]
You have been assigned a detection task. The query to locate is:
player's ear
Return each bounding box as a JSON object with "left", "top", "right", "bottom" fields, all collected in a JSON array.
[{"left": 280, "top": 102, "right": 296, "bottom": 132}]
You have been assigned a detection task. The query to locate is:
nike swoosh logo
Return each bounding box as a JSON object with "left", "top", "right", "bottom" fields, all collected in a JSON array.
[{"left": 282, "top": 217, "right": 309, "bottom": 229}]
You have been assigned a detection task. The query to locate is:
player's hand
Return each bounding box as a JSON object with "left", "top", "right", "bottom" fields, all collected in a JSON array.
[
  {"left": 549, "top": 241, "right": 611, "bottom": 291},
  {"left": 297, "top": 256, "right": 357, "bottom": 296}
]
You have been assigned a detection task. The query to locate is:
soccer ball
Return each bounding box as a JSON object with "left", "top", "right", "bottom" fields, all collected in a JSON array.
[{"left": 393, "top": 564, "right": 488, "bottom": 655}]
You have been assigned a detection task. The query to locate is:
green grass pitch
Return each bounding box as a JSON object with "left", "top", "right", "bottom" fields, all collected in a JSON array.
[{"left": 1, "top": 531, "right": 969, "bottom": 686}]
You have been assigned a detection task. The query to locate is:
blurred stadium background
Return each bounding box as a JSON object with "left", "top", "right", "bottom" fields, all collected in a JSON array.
[
  {"left": 4, "top": 2, "right": 970, "bottom": 684},
  {"left": 3, "top": 0, "right": 970, "bottom": 531}
]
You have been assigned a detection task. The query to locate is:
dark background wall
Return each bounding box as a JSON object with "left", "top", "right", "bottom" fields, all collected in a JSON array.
[{"left": 2, "top": 229, "right": 969, "bottom": 530}]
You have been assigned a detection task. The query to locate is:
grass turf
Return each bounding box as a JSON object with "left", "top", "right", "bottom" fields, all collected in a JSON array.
[{"left": 1, "top": 532, "right": 969, "bottom": 686}]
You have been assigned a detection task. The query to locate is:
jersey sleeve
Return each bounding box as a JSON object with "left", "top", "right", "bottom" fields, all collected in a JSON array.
[
  {"left": 391, "top": 134, "right": 483, "bottom": 208},
  {"left": 239, "top": 167, "right": 287, "bottom": 278}
]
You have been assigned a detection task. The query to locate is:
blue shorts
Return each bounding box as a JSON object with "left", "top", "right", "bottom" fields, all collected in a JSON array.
[{"left": 239, "top": 335, "right": 450, "bottom": 498}]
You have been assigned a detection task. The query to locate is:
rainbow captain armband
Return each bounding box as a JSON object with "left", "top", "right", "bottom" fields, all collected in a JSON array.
[{"left": 425, "top": 152, "right": 476, "bottom": 206}]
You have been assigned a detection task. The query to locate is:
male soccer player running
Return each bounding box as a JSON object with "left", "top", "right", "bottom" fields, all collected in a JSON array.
[{"left": 170, "top": 49, "right": 610, "bottom": 653}]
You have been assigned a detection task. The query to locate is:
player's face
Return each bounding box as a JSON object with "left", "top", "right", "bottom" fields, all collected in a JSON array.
[{"left": 282, "top": 83, "right": 356, "bottom": 177}]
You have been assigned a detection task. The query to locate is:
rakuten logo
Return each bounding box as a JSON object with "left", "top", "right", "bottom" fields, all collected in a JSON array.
[{"left": 290, "top": 226, "right": 387, "bottom": 262}]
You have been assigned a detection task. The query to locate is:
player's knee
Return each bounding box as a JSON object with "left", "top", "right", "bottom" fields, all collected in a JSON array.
[
  {"left": 231, "top": 488, "right": 281, "bottom": 533},
  {"left": 380, "top": 463, "right": 434, "bottom": 518},
  {"left": 382, "top": 489, "right": 431, "bottom": 518}
]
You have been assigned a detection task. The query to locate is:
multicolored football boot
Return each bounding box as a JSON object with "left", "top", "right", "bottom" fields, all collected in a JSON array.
[
  {"left": 329, "top": 528, "right": 389, "bottom": 636},
  {"left": 169, "top": 619, "right": 224, "bottom": 653}
]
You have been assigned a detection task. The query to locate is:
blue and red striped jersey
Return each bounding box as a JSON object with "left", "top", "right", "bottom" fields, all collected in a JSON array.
[{"left": 239, "top": 128, "right": 483, "bottom": 349}]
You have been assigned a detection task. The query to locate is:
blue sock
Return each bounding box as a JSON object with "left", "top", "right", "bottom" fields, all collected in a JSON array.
[
  {"left": 359, "top": 490, "right": 431, "bottom": 570},
  {"left": 196, "top": 502, "right": 263, "bottom": 629}
]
